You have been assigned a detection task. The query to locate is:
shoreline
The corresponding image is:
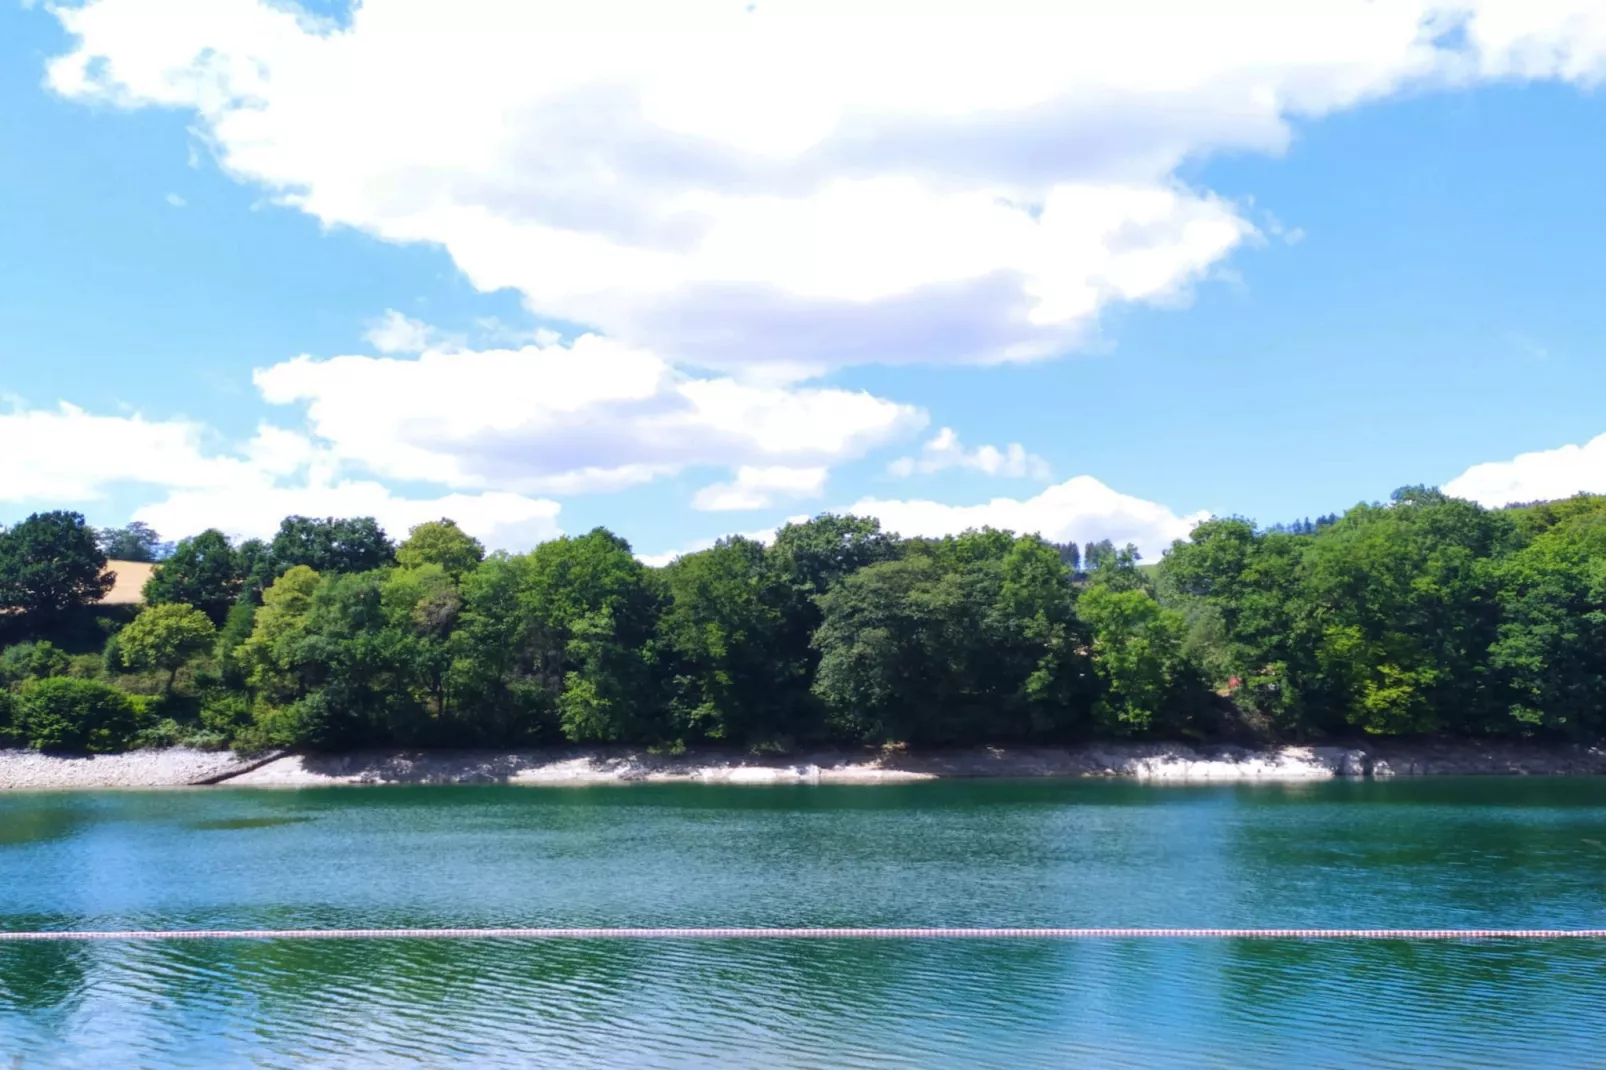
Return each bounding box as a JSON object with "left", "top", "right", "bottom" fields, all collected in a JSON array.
[{"left": 1, "top": 740, "right": 1604, "bottom": 790}]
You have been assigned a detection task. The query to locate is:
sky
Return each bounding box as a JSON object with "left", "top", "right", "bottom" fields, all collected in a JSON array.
[{"left": 3, "top": 0, "right": 1606, "bottom": 564}]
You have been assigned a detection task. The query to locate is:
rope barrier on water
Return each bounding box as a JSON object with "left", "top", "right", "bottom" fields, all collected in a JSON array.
[{"left": 0, "top": 927, "right": 1604, "bottom": 942}]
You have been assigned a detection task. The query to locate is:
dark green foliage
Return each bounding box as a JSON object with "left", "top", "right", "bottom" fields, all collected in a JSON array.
[
  {"left": 16, "top": 678, "right": 138, "bottom": 753},
  {"left": 658, "top": 537, "right": 808, "bottom": 745},
  {"left": 812, "top": 533, "right": 1092, "bottom": 745},
  {"left": 143, "top": 530, "right": 243, "bottom": 624},
  {"left": 267, "top": 516, "right": 395, "bottom": 578},
  {"left": 97, "top": 522, "right": 171, "bottom": 563},
  {"left": 0, "top": 512, "right": 113, "bottom": 622},
  {"left": 1083, "top": 539, "right": 1117, "bottom": 571},
  {"left": 0, "top": 641, "right": 72, "bottom": 685}
]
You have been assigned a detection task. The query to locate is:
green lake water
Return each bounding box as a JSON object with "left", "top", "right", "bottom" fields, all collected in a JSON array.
[{"left": 1, "top": 778, "right": 1604, "bottom": 1067}]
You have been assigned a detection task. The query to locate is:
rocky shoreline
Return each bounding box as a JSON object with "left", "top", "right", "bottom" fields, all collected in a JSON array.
[{"left": 1, "top": 739, "right": 1604, "bottom": 790}]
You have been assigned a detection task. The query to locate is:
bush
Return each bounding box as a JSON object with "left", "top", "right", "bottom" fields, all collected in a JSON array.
[
  {"left": 133, "top": 717, "right": 185, "bottom": 750},
  {"left": 17, "top": 678, "right": 139, "bottom": 754},
  {"left": 199, "top": 692, "right": 252, "bottom": 735},
  {"left": 0, "top": 641, "right": 70, "bottom": 685}
]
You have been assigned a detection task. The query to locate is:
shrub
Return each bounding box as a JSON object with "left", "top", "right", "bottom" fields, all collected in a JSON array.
[
  {"left": 0, "top": 641, "right": 70, "bottom": 685},
  {"left": 199, "top": 692, "right": 252, "bottom": 735},
  {"left": 18, "top": 678, "right": 139, "bottom": 754},
  {"left": 133, "top": 717, "right": 184, "bottom": 750}
]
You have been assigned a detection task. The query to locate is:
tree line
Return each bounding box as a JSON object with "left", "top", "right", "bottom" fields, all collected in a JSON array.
[{"left": 3, "top": 484, "right": 1606, "bottom": 753}]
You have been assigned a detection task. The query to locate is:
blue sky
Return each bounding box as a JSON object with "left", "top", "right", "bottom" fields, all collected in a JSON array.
[{"left": 4, "top": 1, "right": 1606, "bottom": 562}]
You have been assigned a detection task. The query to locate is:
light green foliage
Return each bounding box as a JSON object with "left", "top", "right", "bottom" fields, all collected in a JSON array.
[
  {"left": 16, "top": 677, "right": 138, "bottom": 753},
  {"left": 236, "top": 565, "right": 322, "bottom": 700},
  {"left": 396, "top": 519, "right": 486, "bottom": 579},
  {"left": 1489, "top": 496, "right": 1606, "bottom": 737},
  {"left": 1298, "top": 487, "right": 1512, "bottom": 734},
  {"left": 117, "top": 603, "right": 218, "bottom": 693},
  {"left": 1075, "top": 585, "right": 1188, "bottom": 733},
  {"left": 143, "top": 530, "right": 242, "bottom": 624}
]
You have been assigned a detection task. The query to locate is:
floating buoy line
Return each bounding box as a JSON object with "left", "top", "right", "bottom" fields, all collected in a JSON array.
[{"left": 0, "top": 927, "right": 1602, "bottom": 942}]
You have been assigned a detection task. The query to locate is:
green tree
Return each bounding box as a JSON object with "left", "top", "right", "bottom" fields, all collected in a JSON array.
[
  {"left": 1083, "top": 539, "right": 1117, "bottom": 571},
  {"left": 449, "top": 553, "right": 553, "bottom": 743},
  {"left": 813, "top": 534, "right": 1091, "bottom": 745},
  {"left": 396, "top": 519, "right": 485, "bottom": 579},
  {"left": 1489, "top": 499, "right": 1606, "bottom": 737},
  {"left": 142, "top": 529, "right": 243, "bottom": 624},
  {"left": 117, "top": 603, "right": 218, "bottom": 694},
  {"left": 1298, "top": 488, "right": 1513, "bottom": 735},
  {"left": 523, "top": 529, "right": 665, "bottom": 742},
  {"left": 236, "top": 565, "right": 323, "bottom": 703},
  {"left": 0, "top": 512, "right": 114, "bottom": 622},
  {"left": 1075, "top": 584, "right": 1190, "bottom": 734},
  {"left": 658, "top": 537, "right": 804, "bottom": 744},
  {"left": 16, "top": 678, "right": 138, "bottom": 753},
  {"left": 267, "top": 516, "right": 395, "bottom": 578},
  {"left": 97, "top": 522, "right": 170, "bottom": 563}
]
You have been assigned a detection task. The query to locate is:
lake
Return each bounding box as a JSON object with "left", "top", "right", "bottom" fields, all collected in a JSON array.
[{"left": 1, "top": 778, "right": 1604, "bottom": 1067}]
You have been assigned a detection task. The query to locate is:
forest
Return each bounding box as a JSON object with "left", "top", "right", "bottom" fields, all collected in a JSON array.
[{"left": 2, "top": 485, "right": 1605, "bottom": 754}]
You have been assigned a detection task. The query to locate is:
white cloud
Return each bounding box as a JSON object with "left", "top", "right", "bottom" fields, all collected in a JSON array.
[
  {"left": 1444, "top": 432, "right": 1606, "bottom": 507},
  {"left": 637, "top": 516, "right": 808, "bottom": 567},
  {"left": 253, "top": 332, "right": 923, "bottom": 494},
  {"left": 49, "top": 1, "right": 1606, "bottom": 378},
  {"left": 888, "top": 427, "right": 1050, "bottom": 480},
  {"left": 136, "top": 483, "right": 561, "bottom": 552},
  {"left": 0, "top": 402, "right": 560, "bottom": 551},
  {"left": 846, "top": 475, "right": 1209, "bottom": 559},
  {"left": 691, "top": 465, "right": 828, "bottom": 511},
  {"left": 0, "top": 402, "right": 241, "bottom": 500},
  {"left": 363, "top": 309, "right": 458, "bottom": 354},
  {"left": 165, "top": 192, "right": 186, "bottom": 207}
]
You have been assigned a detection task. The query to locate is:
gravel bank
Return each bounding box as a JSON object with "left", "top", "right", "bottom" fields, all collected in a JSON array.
[
  {"left": 0, "top": 747, "right": 282, "bottom": 790},
  {"left": 3, "top": 741, "right": 1603, "bottom": 790},
  {"left": 220, "top": 740, "right": 1606, "bottom": 787}
]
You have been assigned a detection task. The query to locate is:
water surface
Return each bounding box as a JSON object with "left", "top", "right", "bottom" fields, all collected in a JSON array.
[{"left": 1, "top": 778, "right": 1603, "bottom": 1067}]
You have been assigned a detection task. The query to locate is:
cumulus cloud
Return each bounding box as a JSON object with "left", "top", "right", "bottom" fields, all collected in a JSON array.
[
  {"left": 0, "top": 402, "right": 561, "bottom": 550},
  {"left": 364, "top": 309, "right": 458, "bottom": 354},
  {"left": 1444, "top": 432, "right": 1606, "bottom": 507},
  {"left": 888, "top": 427, "right": 1050, "bottom": 480},
  {"left": 48, "top": 1, "right": 1606, "bottom": 378},
  {"left": 253, "top": 332, "right": 923, "bottom": 494},
  {"left": 847, "top": 475, "right": 1209, "bottom": 559},
  {"left": 136, "top": 484, "right": 561, "bottom": 552},
  {"left": 691, "top": 466, "right": 828, "bottom": 511},
  {"left": 0, "top": 402, "right": 242, "bottom": 500}
]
